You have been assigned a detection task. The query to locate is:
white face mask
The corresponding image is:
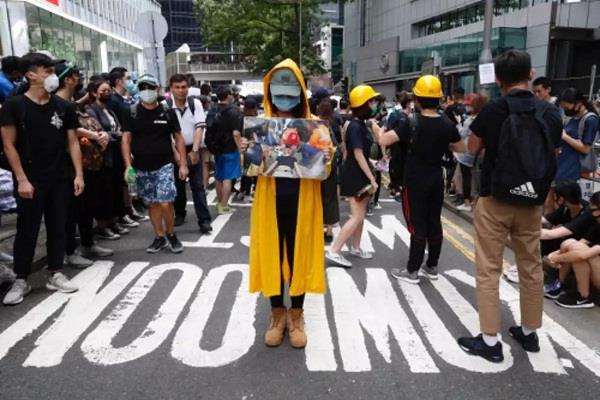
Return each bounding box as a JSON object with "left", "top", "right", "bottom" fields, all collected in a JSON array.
[
  {"left": 43, "top": 74, "right": 59, "bottom": 93},
  {"left": 139, "top": 89, "right": 158, "bottom": 104}
]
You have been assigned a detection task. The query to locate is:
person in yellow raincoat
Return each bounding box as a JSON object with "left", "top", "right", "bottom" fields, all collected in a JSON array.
[{"left": 248, "top": 59, "right": 332, "bottom": 348}]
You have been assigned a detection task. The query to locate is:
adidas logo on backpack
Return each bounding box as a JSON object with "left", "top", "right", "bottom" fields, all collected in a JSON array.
[{"left": 509, "top": 182, "right": 538, "bottom": 199}]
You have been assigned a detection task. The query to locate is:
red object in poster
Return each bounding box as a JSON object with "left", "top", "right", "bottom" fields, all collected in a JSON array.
[{"left": 46, "top": 0, "right": 59, "bottom": 5}]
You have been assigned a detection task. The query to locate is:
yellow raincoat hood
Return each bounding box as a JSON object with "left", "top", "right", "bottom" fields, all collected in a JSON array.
[{"left": 249, "top": 59, "right": 327, "bottom": 297}]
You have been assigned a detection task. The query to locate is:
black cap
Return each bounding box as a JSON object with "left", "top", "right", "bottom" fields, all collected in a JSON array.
[
  {"left": 244, "top": 96, "right": 257, "bottom": 109},
  {"left": 18, "top": 52, "right": 65, "bottom": 75},
  {"left": 55, "top": 62, "right": 80, "bottom": 81},
  {"left": 312, "top": 87, "right": 333, "bottom": 101}
]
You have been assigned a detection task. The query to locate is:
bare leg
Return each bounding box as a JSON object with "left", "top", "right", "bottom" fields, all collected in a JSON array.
[
  {"left": 571, "top": 260, "right": 592, "bottom": 298},
  {"left": 149, "top": 204, "right": 165, "bottom": 237},
  {"left": 161, "top": 202, "right": 175, "bottom": 235},
  {"left": 221, "top": 179, "right": 232, "bottom": 207},
  {"left": 215, "top": 180, "right": 223, "bottom": 205},
  {"left": 331, "top": 196, "right": 368, "bottom": 253}
]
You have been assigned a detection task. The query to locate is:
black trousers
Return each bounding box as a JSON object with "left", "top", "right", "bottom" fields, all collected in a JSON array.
[
  {"left": 269, "top": 194, "right": 305, "bottom": 309},
  {"left": 111, "top": 145, "right": 126, "bottom": 219},
  {"left": 14, "top": 178, "right": 70, "bottom": 278},
  {"left": 401, "top": 172, "right": 444, "bottom": 272},
  {"left": 459, "top": 163, "right": 472, "bottom": 201},
  {"left": 174, "top": 151, "right": 212, "bottom": 225}
]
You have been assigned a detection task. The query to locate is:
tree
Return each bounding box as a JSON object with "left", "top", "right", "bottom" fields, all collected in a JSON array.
[{"left": 197, "top": 0, "right": 349, "bottom": 75}]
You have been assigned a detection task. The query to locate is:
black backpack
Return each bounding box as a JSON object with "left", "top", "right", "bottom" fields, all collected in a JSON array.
[
  {"left": 491, "top": 97, "right": 554, "bottom": 206},
  {"left": 390, "top": 114, "right": 420, "bottom": 188},
  {"left": 204, "top": 104, "right": 234, "bottom": 155}
]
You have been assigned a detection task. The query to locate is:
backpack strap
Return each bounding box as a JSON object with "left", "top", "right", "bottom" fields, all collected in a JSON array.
[
  {"left": 576, "top": 112, "right": 595, "bottom": 141},
  {"left": 130, "top": 103, "right": 138, "bottom": 120},
  {"left": 187, "top": 96, "right": 196, "bottom": 115}
]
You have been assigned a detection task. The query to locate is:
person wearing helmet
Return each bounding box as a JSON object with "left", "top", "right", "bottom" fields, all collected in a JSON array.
[
  {"left": 248, "top": 59, "right": 332, "bottom": 349},
  {"left": 325, "top": 84, "right": 381, "bottom": 268},
  {"left": 375, "top": 75, "right": 465, "bottom": 283}
]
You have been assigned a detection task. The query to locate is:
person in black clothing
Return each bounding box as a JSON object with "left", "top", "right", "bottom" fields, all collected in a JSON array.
[
  {"left": 387, "top": 91, "right": 412, "bottom": 198},
  {"left": 375, "top": 75, "right": 465, "bottom": 283},
  {"left": 326, "top": 84, "right": 381, "bottom": 268},
  {"left": 546, "top": 191, "right": 600, "bottom": 309},
  {"left": 121, "top": 74, "right": 188, "bottom": 254},
  {"left": 0, "top": 52, "right": 84, "bottom": 305}
]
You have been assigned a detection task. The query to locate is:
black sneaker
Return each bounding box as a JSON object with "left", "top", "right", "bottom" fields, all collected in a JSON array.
[
  {"left": 110, "top": 223, "right": 130, "bottom": 235},
  {"left": 146, "top": 237, "right": 168, "bottom": 254},
  {"left": 167, "top": 233, "right": 184, "bottom": 254},
  {"left": 95, "top": 227, "right": 121, "bottom": 240},
  {"left": 200, "top": 223, "right": 212, "bottom": 234},
  {"left": 555, "top": 292, "right": 594, "bottom": 309},
  {"left": 174, "top": 215, "right": 185, "bottom": 227},
  {"left": 508, "top": 326, "right": 540, "bottom": 352},
  {"left": 457, "top": 334, "right": 504, "bottom": 363}
]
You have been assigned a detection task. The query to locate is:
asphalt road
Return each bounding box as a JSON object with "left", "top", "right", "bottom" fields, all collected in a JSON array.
[{"left": 1, "top": 190, "right": 599, "bottom": 400}]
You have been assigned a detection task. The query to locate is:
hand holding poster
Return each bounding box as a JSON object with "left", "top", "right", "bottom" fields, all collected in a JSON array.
[{"left": 242, "top": 117, "right": 331, "bottom": 180}]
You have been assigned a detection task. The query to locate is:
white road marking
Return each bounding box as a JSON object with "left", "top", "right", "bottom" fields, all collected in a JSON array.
[
  {"left": 23, "top": 262, "right": 148, "bottom": 367},
  {"left": 81, "top": 263, "right": 202, "bottom": 365},
  {"left": 304, "top": 294, "right": 337, "bottom": 371},
  {"left": 172, "top": 264, "right": 258, "bottom": 367},
  {"left": 446, "top": 269, "right": 600, "bottom": 377},
  {"left": 328, "top": 268, "right": 438, "bottom": 373},
  {"left": 183, "top": 214, "right": 234, "bottom": 248}
]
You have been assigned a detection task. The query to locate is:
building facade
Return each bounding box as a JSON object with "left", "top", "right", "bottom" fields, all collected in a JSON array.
[
  {"left": 343, "top": 0, "right": 600, "bottom": 99},
  {"left": 158, "top": 0, "right": 202, "bottom": 54},
  {"left": 0, "top": 0, "right": 161, "bottom": 77}
]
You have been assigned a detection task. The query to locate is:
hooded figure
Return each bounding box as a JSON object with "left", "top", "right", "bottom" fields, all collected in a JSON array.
[{"left": 249, "top": 59, "right": 330, "bottom": 349}]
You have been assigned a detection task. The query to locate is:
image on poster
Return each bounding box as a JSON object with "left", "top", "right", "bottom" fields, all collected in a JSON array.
[{"left": 242, "top": 117, "right": 331, "bottom": 180}]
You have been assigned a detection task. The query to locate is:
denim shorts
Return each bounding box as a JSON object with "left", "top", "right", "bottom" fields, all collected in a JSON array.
[
  {"left": 215, "top": 152, "right": 241, "bottom": 181},
  {"left": 136, "top": 163, "right": 176, "bottom": 204}
]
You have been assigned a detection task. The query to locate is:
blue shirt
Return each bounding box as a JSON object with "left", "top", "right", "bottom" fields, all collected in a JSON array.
[
  {"left": 0, "top": 72, "right": 15, "bottom": 103},
  {"left": 555, "top": 114, "right": 599, "bottom": 182}
]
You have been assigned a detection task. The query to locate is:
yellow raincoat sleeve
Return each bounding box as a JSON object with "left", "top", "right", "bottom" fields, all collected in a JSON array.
[{"left": 249, "top": 58, "right": 328, "bottom": 297}]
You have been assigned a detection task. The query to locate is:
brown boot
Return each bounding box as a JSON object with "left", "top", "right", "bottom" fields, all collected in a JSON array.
[
  {"left": 264, "top": 307, "right": 287, "bottom": 347},
  {"left": 287, "top": 308, "right": 307, "bottom": 348}
]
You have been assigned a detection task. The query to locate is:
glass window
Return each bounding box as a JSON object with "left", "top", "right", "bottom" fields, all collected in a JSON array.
[{"left": 26, "top": 4, "right": 43, "bottom": 52}]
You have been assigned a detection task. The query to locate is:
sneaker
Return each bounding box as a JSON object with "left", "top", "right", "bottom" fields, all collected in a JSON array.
[
  {"left": 543, "top": 280, "right": 562, "bottom": 300},
  {"left": 350, "top": 247, "right": 373, "bottom": 259},
  {"left": 391, "top": 268, "right": 419, "bottom": 284},
  {"left": 555, "top": 291, "right": 594, "bottom": 309},
  {"left": 366, "top": 204, "right": 374, "bottom": 217},
  {"left": 373, "top": 202, "right": 382, "bottom": 210},
  {"left": 95, "top": 227, "right": 121, "bottom": 240},
  {"left": 200, "top": 223, "right": 213, "bottom": 234},
  {"left": 119, "top": 215, "right": 140, "bottom": 228},
  {"left": 0, "top": 251, "right": 14, "bottom": 263},
  {"left": 216, "top": 203, "right": 235, "bottom": 215},
  {"left": 0, "top": 265, "right": 16, "bottom": 284},
  {"left": 3, "top": 279, "right": 31, "bottom": 305},
  {"left": 457, "top": 334, "right": 504, "bottom": 363},
  {"left": 456, "top": 203, "right": 472, "bottom": 212},
  {"left": 65, "top": 253, "right": 93, "bottom": 269},
  {"left": 503, "top": 264, "right": 519, "bottom": 284},
  {"left": 174, "top": 215, "right": 185, "bottom": 227},
  {"left": 146, "top": 236, "right": 168, "bottom": 254},
  {"left": 325, "top": 251, "right": 352, "bottom": 268},
  {"left": 130, "top": 210, "right": 149, "bottom": 222},
  {"left": 110, "top": 223, "right": 130, "bottom": 235},
  {"left": 46, "top": 272, "right": 78, "bottom": 293},
  {"left": 508, "top": 326, "right": 540, "bottom": 352},
  {"left": 167, "top": 233, "right": 184, "bottom": 254},
  {"left": 80, "top": 244, "right": 114, "bottom": 258},
  {"left": 420, "top": 265, "right": 439, "bottom": 280}
]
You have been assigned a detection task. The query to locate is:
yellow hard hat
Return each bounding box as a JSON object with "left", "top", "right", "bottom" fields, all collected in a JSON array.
[
  {"left": 413, "top": 75, "right": 443, "bottom": 98},
  {"left": 349, "top": 84, "right": 380, "bottom": 108}
]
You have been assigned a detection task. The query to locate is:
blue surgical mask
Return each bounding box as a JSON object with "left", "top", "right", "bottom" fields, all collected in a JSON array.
[
  {"left": 126, "top": 79, "right": 138, "bottom": 95},
  {"left": 272, "top": 95, "right": 300, "bottom": 112}
]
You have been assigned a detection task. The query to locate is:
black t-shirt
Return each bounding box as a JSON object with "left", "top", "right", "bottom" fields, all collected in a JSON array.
[
  {"left": 346, "top": 120, "right": 373, "bottom": 157},
  {"left": 122, "top": 104, "right": 181, "bottom": 171},
  {"left": 108, "top": 93, "right": 132, "bottom": 126},
  {"left": 216, "top": 103, "right": 243, "bottom": 154},
  {"left": 545, "top": 204, "right": 586, "bottom": 227},
  {"left": 469, "top": 90, "right": 563, "bottom": 197},
  {"left": 583, "top": 222, "right": 600, "bottom": 245},
  {"left": 394, "top": 114, "right": 461, "bottom": 178},
  {"left": 444, "top": 102, "right": 466, "bottom": 124},
  {"left": 564, "top": 210, "right": 596, "bottom": 240},
  {"left": 0, "top": 94, "right": 77, "bottom": 181}
]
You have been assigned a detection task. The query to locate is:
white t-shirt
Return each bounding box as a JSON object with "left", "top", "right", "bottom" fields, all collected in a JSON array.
[{"left": 167, "top": 97, "right": 206, "bottom": 146}]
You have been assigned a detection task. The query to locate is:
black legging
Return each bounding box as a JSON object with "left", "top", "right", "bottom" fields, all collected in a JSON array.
[
  {"left": 269, "top": 194, "right": 305, "bottom": 309},
  {"left": 459, "top": 163, "right": 472, "bottom": 201}
]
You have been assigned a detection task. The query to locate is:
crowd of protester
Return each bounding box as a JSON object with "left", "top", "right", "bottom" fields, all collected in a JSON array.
[{"left": 0, "top": 49, "right": 598, "bottom": 359}]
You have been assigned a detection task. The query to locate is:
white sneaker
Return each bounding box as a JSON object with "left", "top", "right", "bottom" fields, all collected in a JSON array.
[
  {"left": 46, "top": 272, "right": 78, "bottom": 293},
  {"left": 503, "top": 264, "right": 519, "bottom": 284},
  {"left": 3, "top": 279, "right": 31, "bottom": 305},
  {"left": 0, "top": 251, "right": 13, "bottom": 263},
  {"left": 456, "top": 203, "right": 472, "bottom": 212},
  {"left": 66, "top": 253, "right": 93, "bottom": 269},
  {"left": 350, "top": 247, "right": 373, "bottom": 260},
  {"left": 0, "top": 265, "right": 16, "bottom": 284},
  {"left": 80, "top": 244, "right": 114, "bottom": 258},
  {"left": 325, "top": 251, "right": 353, "bottom": 268},
  {"left": 373, "top": 203, "right": 382, "bottom": 210}
]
